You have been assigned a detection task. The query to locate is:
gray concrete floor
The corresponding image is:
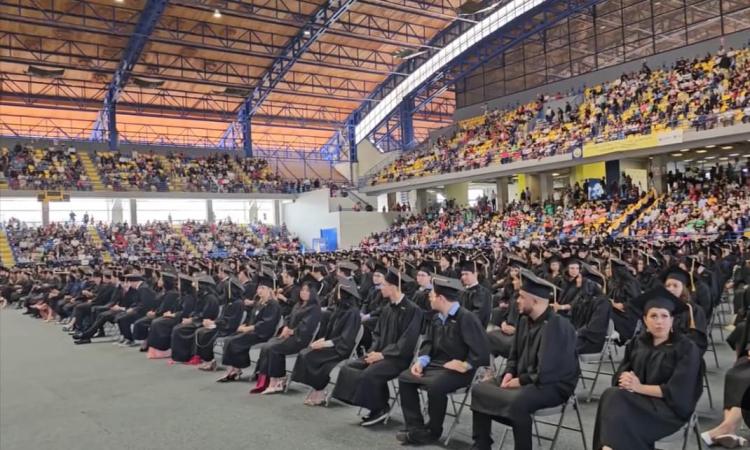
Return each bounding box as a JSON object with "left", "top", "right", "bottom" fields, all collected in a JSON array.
[{"left": 0, "top": 308, "right": 738, "bottom": 450}]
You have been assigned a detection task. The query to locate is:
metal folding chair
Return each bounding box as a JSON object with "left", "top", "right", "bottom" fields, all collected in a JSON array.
[
  {"left": 441, "top": 366, "right": 489, "bottom": 445},
  {"left": 655, "top": 412, "right": 703, "bottom": 450},
  {"left": 578, "top": 319, "right": 618, "bottom": 402},
  {"left": 499, "top": 395, "right": 588, "bottom": 450},
  {"left": 284, "top": 322, "right": 322, "bottom": 393},
  {"left": 323, "top": 324, "right": 365, "bottom": 406}
]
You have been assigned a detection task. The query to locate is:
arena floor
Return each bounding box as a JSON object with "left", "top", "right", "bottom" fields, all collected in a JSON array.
[{"left": 0, "top": 308, "right": 736, "bottom": 450}]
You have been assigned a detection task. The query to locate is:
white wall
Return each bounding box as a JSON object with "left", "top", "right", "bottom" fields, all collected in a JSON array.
[
  {"left": 282, "top": 189, "right": 340, "bottom": 248},
  {"left": 336, "top": 211, "right": 400, "bottom": 249},
  {"left": 355, "top": 139, "right": 388, "bottom": 179}
]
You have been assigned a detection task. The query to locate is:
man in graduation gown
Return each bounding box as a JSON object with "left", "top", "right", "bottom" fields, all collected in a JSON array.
[
  {"left": 331, "top": 268, "right": 422, "bottom": 427},
  {"left": 70, "top": 271, "right": 116, "bottom": 333},
  {"left": 359, "top": 263, "right": 388, "bottom": 351},
  {"left": 114, "top": 274, "right": 159, "bottom": 347},
  {"left": 169, "top": 275, "right": 221, "bottom": 363},
  {"left": 570, "top": 264, "right": 611, "bottom": 354},
  {"left": 143, "top": 273, "right": 196, "bottom": 357},
  {"left": 195, "top": 276, "right": 246, "bottom": 370},
  {"left": 486, "top": 258, "right": 523, "bottom": 358},
  {"left": 396, "top": 276, "right": 490, "bottom": 445},
  {"left": 133, "top": 270, "right": 180, "bottom": 350},
  {"left": 471, "top": 270, "right": 579, "bottom": 450},
  {"left": 459, "top": 259, "right": 492, "bottom": 328},
  {"left": 72, "top": 274, "right": 131, "bottom": 344}
]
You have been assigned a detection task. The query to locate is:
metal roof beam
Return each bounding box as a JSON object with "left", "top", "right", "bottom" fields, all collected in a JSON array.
[{"left": 90, "top": 0, "right": 169, "bottom": 149}]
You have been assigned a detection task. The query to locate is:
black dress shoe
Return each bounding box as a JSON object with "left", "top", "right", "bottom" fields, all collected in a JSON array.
[
  {"left": 94, "top": 330, "right": 106, "bottom": 338},
  {"left": 74, "top": 338, "right": 91, "bottom": 345},
  {"left": 404, "top": 429, "right": 440, "bottom": 445},
  {"left": 72, "top": 333, "right": 83, "bottom": 340}
]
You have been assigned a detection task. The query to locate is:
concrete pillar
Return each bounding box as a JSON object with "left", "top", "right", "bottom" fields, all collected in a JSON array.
[
  {"left": 444, "top": 182, "right": 469, "bottom": 206},
  {"left": 387, "top": 192, "right": 397, "bottom": 211},
  {"left": 495, "top": 177, "right": 509, "bottom": 208},
  {"left": 539, "top": 173, "right": 554, "bottom": 203},
  {"left": 649, "top": 156, "right": 667, "bottom": 194},
  {"left": 620, "top": 158, "right": 650, "bottom": 194},
  {"left": 206, "top": 199, "right": 215, "bottom": 224},
  {"left": 524, "top": 174, "right": 541, "bottom": 202},
  {"left": 248, "top": 200, "right": 259, "bottom": 223},
  {"left": 273, "top": 200, "right": 281, "bottom": 226},
  {"left": 41, "top": 200, "right": 50, "bottom": 226},
  {"left": 129, "top": 199, "right": 137, "bottom": 225},
  {"left": 414, "top": 188, "right": 428, "bottom": 213},
  {"left": 111, "top": 199, "right": 123, "bottom": 224}
]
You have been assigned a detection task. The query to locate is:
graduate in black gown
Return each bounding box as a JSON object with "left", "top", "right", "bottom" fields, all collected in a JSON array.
[
  {"left": 72, "top": 274, "right": 130, "bottom": 344},
  {"left": 702, "top": 308, "right": 750, "bottom": 448},
  {"left": 396, "top": 276, "right": 490, "bottom": 445},
  {"left": 276, "top": 267, "right": 301, "bottom": 318},
  {"left": 115, "top": 273, "right": 158, "bottom": 347},
  {"left": 471, "top": 270, "right": 579, "bottom": 450},
  {"left": 144, "top": 273, "right": 196, "bottom": 358},
  {"left": 570, "top": 263, "right": 611, "bottom": 354},
  {"left": 291, "top": 278, "right": 361, "bottom": 406},
  {"left": 592, "top": 286, "right": 703, "bottom": 450},
  {"left": 662, "top": 266, "right": 709, "bottom": 355},
  {"left": 216, "top": 270, "right": 281, "bottom": 382},
  {"left": 169, "top": 274, "right": 220, "bottom": 364},
  {"left": 459, "top": 258, "right": 492, "bottom": 327},
  {"left": 411, "top": 260, "right": 435, "bottom": 332},
  {"left": 133, "top": 270, "right": 179, "bottom": 351},
  {"left": 359, "top": 262, "right": 388, "bottom": 352},
  {"left": 607, "top": 258, "right": 642, "bottom": 343},
  {"left": 195, "top": 276, "right": 246, "bottom": 371},
  {"left": 331, "top": 267, "right": 423, "bottom": 427},
  {"left": 250, "top": 277, "right": 322, "bottom": 394},
  {"left": 486, "top": 259, "right": 522, "bottom": 358}
]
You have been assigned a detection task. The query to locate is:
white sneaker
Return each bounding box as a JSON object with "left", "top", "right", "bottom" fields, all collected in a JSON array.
[
  {"left": 701, "top": 431, "right": 714, "bottom": 446},
  {"left": 714, "top": 434, "right": 748, "bottom": 449}
]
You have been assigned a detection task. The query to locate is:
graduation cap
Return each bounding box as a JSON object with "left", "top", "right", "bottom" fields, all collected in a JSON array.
[
  {"left": 125, "top": 274, "right": 145, "bottom": 282},
  {"left": 257, "top": 268, "right": 277, "bottom": 290},
  {"left": 373, "top": 262, "right": 388, "bottom": 276},
  {"left": 300, "top": 272, "right": 321, "bottom": 293},
  {"left": 581, "top": 263, "right": 605, "bottom": 290},
  {"left": 609, "top": 257, "right": 632, "bottom": 271},
  {"left": 337, "top": 277, "right": 361, "bottom": 301},
  {"left": 507, "top": 254, "right": 528, "bottom": 269},
  {"left": 219, "top": 264, "right": 235, "bottom": 276},
  {"left": 563, "top": 257, "right": 581, "bottom": 267},
  {"left": 661, "top": 265, "right": 692, "bottom": 290},
  {"left": 384, "top": 267, "right": 405, "bottom": 288},
  {"left": 432, "top": 276, "right": 464, "bottom": 302},
  {"left": 310, "top": 263, "right": 327, "bottom": 276},
  {"left": 546, "top": 254, "right": 562, "bottom": 265},
  {"left": 161, "top": 270, "right": 178, "bottom": 280},
  {"left": 417, "top": 260, "right": 437, "bottom": 275},
  {"left": 196, "top": 274, "right": 216, "bottom": 286},
  {"left": 519, "top": 269, "right": 558, "bottom": 302},
  {"left": 631, "top": 285, "right": 687, "bottom": 316},
  {"left": 228, "top": 276, "right": 244, "bottom": 299}
]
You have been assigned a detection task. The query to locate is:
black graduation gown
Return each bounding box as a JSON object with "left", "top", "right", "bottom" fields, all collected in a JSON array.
[
  {"left": 331, "top": 297, "right": 423, "bottom": 412},
  {"left": 725, "top": 316, "right": 750, "bottom": 409},
  {"left": 412, "top": 287, "right": 434, "bottom": 333},
  {"left": 291, "top": 302, "right": 361, "bottom": 390},
  {"left": 571, "top": 292, "right": 611, "bottom": 355},
  {"left": 608, "top": 272, "right": 642, "bottom": 342},
  {"left": 592, "top": 332, "right": 703, "bottom": 450},
  {"left": 254, "top": 299, "right": 322, "bottom": 377},
  {"left": 221, "top": 299, "right": 282, "bottom": 369},
  {"left": 460, "top": 283, "right": 492, "bottom": 327},
  {"left": 673, "top": 299, "right": 708, "bottom": 356},
  {"left": 170, "top": 289, "right": 220, "bottom": 362},
  {"left": 487, "top": 288, "right": 519, "bottom": 358},
  {"left": 278, "top": 282, "right": 301, "bottom": 318},
  {"left": 133, "top": 289, "right": 179, "bottom": 341},
  {"left": 398, "top": 306, "right": 490, "bottom": 435},
  {"left": 195, "top": 297, "right": 244, "bottom": 362},
  {"left": 471, "top": 307, "right": 579, "bottom": 450},
  {"left": 147, "top": 292, "right": 197, "bottom": 351}
]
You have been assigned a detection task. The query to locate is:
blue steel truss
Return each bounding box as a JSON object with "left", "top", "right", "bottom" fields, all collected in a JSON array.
[
  {"left": 221, "top": 0, "right": 358, "bottom": 157},
  {"left": 90, "top": 0, "right": 169, "bottom": 150}
]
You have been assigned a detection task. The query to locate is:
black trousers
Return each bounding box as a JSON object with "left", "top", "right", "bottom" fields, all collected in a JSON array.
[
  {"left": 117, "top": 311, "right": 143, "bottom": 341},
  {"left": 331, "top": 357, "right": 410, "bottom": 413},
  {"left": 132, "top": 316, "right": 153, "bottom": 341},
  {"left": 255, "top": 336, "right": 308, "bottom": 377},
  {"left": 398, "top": 365, "right": 474, "bottom": 436},
  {"left": 80, "top": 310, "right": 120, "bottom": 339},
  {"left": 73, "top": 303, "right": 94, "bottom": 331}
]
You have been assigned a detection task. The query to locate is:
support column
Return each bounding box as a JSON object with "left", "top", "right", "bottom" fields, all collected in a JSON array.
[
  {"left": 273, "top": 200, "right": 281, "bottom": 226},
  {"left": 444, "top": 182, "right": 469, "bottom": 206},
  {"left": 605, "top": 160, "right": 621, "bottom": 195},
  {"left": 400, "top": 96, "right": 415, "bottom": 151},
  {"left": 539, "top": 173, "right": 554, "bottom": 203},
  {"left": 206, "top": 199, "right": 215, "bottom": 224},
  {"left": 41, "top": 200, "right": 50, "bottom": 226},
  {"left": 495, "top": 177, "right": 509, "bottom": 209},
  {"left": 111, "top": 199, "right": 123, "bottom": 224},
  {"left": 650, "top": 156, "right": 666, "bottom": 194},
  {"left": 129, "top": 199, "right": 137, "bottom": 225},
  {"left": 524, "top": 174, "right": 541, "bottom": 202},
  {"left": 107, "top": 100, "right": 118, "bottom": 151},
  {"left": 414, "top": 188, "right": 429, "bottom": 213},
  {"left": 240, "top": 104, "right": 253, "bottom": 157},
  {"left": 387, "top": 192, "right": 397, "bottom": 211}
]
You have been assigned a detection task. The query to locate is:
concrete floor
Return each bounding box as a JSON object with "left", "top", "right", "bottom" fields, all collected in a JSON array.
[{"left": 0, "top": 307, "right": 738, "bottom": 450}]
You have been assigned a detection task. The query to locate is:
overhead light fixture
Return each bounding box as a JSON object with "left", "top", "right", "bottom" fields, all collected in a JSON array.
[
  {"left": 671, "top": 153, "right": 682, "bottom": 157},
  {"left": 696, "top": 149, "right": 707, "bottom": 153},
  {"left": 393, "top": 48, "right": 428, "bottom": 60},
  {"left": 721, "top": 145, "right": 733, "bottom": 150},
  {"left": 213, "top": 8, "right": 222, "bottom": 18},
  {"left": 705, "top": 156, "right": 716, "bottom": 160},
  {"left": 115, "top": 0, "right": 124, "bottom": 3},
  {"left": 683, "top": 159, "right": 693, "bottom": 163},
  {"left": 705, "top": 144, "right": 716, "bottom": 148},
  {"left": 679, "top": 148, "right": 690, "bottom": 152},
  {"left": 303, "top": 29, "right": 312, "bottom": 37},
  {"left": 719, "top": 157, "right": 729, "bottom": 161},
  {"left": 730, "top": 153, "right": 740, "bottom": 157},
  {"left": 552, "top": 172, "right": 560, "bottom": 176}
]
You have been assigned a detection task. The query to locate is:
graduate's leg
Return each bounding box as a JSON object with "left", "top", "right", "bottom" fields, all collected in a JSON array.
[
  {"left": 397, "top": 375, "right": 425, "bottom": 430},
  {"left": 471, "top": 410, "right": 494, "bottom": 450},
  {"left": 424, "top": 371, "right": 473, "bottom": 437},
  {"left": 117, "top": 312, "right": 137, "bottom": 341}
]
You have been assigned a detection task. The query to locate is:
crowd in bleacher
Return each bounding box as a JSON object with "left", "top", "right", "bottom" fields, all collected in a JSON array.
[
  {"left": 3, "top": 219, "right": 107, "bottom": 265},
  {"left": 0, "top": 144, "right": 92, "bottom": 191},
  {"left": 369, "top": 45, "right": 750, "bottom": 185}
]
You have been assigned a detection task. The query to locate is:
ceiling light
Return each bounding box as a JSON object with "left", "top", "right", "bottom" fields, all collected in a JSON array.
[
  {"left": 705, "top": 145, "right": 716, "bottom": 148},
  {"left": 303, "top": 29, "right": 312, "bottom": 37},
  {"left": 730, "top": 153, "right": 740, "bottom": 157},
  {"left": 115, "top": 0, "right": 124, "bottom": 3},
  {"left": 683, "top": 159, "right": 693, "bottom": 162},
  {"left": 552, "top": 172, "right": 560, "bottom": 176},
  {"left": 679, "top": 148, "right": 690, "bottom": 152},
  {"left": 719, "top": 157, "right": 729, "bottom": 161},
  {"left": 721, "top": 145, "right": 733, "bottom": 150},
  {"left": 213, "top": 8, "right": 222, "bottom": 18},
  {"left": 705, "top": 156, "right": 716, "bottom": 160},
  {"left": 696, "top": 149, "right": 707, "bottom": 154},
  {"left": 671, "top": 153, "right": 682, "bottom": 157}
]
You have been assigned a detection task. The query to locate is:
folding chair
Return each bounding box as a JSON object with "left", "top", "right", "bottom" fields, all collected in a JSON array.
[
  {"left": 702, "top": 368, "right": 713, "bottom": 410},
  {"left": 323, "top": 324, "right": 365, "bottom": 406},
  {"left": 213, "top": 310, "right": 247, "bottom": 364},
  {"left": 578, "top": 319, "right": 618, "bottom": 402},
  {"left": 381, "top": 334, "right": 424, "bottom": 423},
  {"left": 655, "top": 412, "right": 703, "bottom": 450},
  {"left": 499, "top": 395, "right": 588, "bottom": 450},
  {"left": 284, "top": 322, "right": 322, "bottom": 393},
  {"left": 705, "top": 314, "right": 720, "bottom": 370},
  {"left": 248, "top": 316, "right": 286, "bottom": 370},
  {"left": 442, "top": 366, "right": 490, "bottom": 446}
]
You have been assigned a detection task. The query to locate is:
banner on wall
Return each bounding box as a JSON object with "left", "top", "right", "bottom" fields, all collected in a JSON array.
[{"left": 583, "top": 129, "right": 684, "bottom": 158}]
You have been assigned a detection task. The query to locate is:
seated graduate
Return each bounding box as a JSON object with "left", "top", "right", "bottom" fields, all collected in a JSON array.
[
  {"left": 592, "top": 286, "right": 703, "bottom": 450},
  {"left": 396, "top": 276, "right": 490, "bottom": 445},
  {"left": 702, "top": 309, "right": 750, "bottom": 448},
  {"left": 144, "top": 273, "right": 196, "bottom": 358},
  {"left": 250, "top": 272, "right": 322, "bottom": 394},
  {"left": 569, "top": 263, "right": 611, "bottom": 355},
  {"left": 169, "top": 274, "right": 220, "bottom": 364},
  {"left": 133, "top": 269, "right": 179, "bottom": 351},
  {"left": 114, "top": 273, "right": 159, "bottom": 347},
  {"left": 72, "top": 273, "right": 129, "bottom": 344},
  {"left": 486, "top": 256, "right": 523, "bottom": 358},
  {"left": 195, "top": 276, "right": 246, "bottom": 371},
  {"left": 216, "top": 269, "right": 281, "bottom": 382},
  {"left": 471, "top": 269, "right": 579, "bottom": 450},
  {"left": 661, "top": 266, "right": 708, "bottom": 355},
  {"left": 607, "top": 258, "right": 642, "bottom": 343},
  {"left": 69, "top": 270, "right": 115, "bottom": 332},
  {"left": 459, "top": 257, "right": 492, "bottom": 328},
  {"left": 291, "top": 277, "right": 361, "bottom": 406},
  {"left": 276, "top": 267, "right": 301, "bottom": 318},
  {"left": 359, "top": 262, "right": 388, "bottom": 351},
  {"left": 331, "top": 268, "right": 422, "bottom": 427}
]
